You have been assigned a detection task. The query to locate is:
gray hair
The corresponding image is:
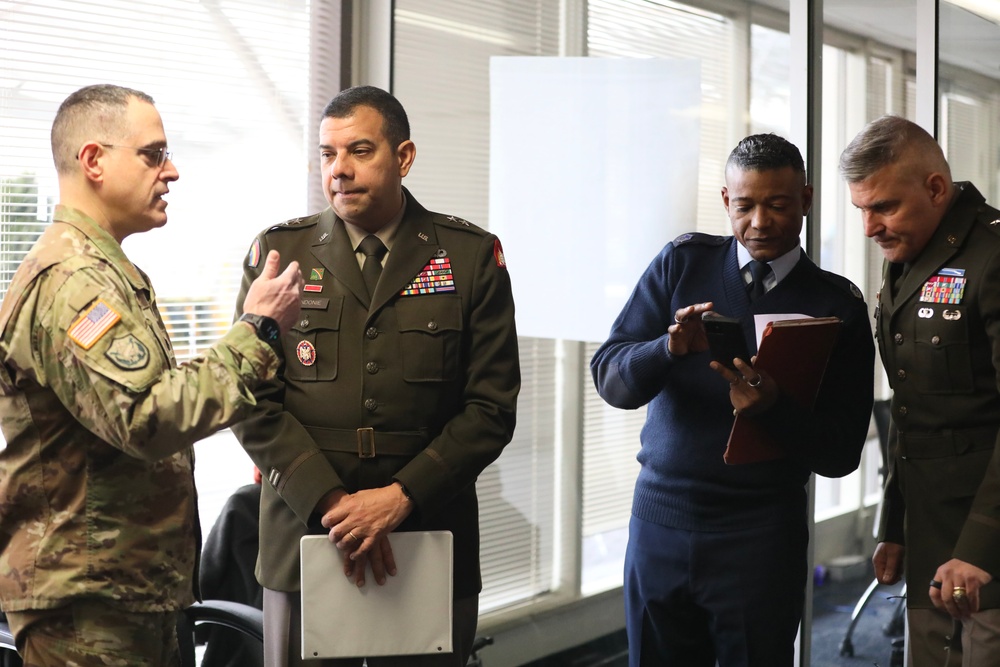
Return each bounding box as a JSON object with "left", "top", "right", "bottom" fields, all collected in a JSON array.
[
  {"left": 839, "top": 115, "right": 950, "bottom": 183},
  {"left": 51, "top": 84, "right": 155, "bottom": 174}
]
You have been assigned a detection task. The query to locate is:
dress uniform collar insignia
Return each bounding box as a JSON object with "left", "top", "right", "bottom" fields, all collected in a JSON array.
[{"left": 418, "top": 232, "right": 429, "bottom": 241}]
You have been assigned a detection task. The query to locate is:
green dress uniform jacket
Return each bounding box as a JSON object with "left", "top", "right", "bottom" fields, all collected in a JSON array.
[
  {"left": 232, "top": 190, "right": 520, "bottom": 599},
  {"left": 0, "top": 206, "right": 279, "bottom": 613},
  {"left": 877, "top": 183, "right": 1000, "bottom": 608}
]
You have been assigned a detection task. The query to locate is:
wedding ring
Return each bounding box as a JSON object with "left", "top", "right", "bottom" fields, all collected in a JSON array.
[
  {"left": 930, "top": 579, "right": 942, "bottom": 589},
  {"left": 348, "top": 531, "right": 360, "bottom": 542},
  {"left": 747, "top": 375, "right": 763, "bottom": 388},
  {"left": 674, "top": 315, "right": 687, "bottom": 324}
]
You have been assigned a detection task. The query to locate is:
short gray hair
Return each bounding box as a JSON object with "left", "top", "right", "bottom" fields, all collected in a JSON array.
[
  {"left": 51, "top": 84, "right": 155, "bottom": 174},
  {"left": 839, "top": 115, "right": 950, "bottom": 183}
]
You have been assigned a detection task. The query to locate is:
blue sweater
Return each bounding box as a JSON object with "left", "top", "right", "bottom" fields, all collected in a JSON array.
[{"left": 591, "top": 235, "right": 875, "bottom": 531}]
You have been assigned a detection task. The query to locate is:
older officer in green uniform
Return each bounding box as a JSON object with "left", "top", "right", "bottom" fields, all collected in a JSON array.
[
  {"left": 232, "top": 86, "right": 520, "bottom": 667},
  {"left": 0, "top": 84, "right": 303, "bottom": 666},
  {"left": 841, "top": 115, "right": 1000, "bottom": 666}
]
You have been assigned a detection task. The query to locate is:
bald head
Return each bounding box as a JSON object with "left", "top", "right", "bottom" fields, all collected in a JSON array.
[
  {"left": 839, "top": 115, "right": 951, "bottom": 185},
  {"left": 51, "top": 84, "right": 154, "bottom": 175}
]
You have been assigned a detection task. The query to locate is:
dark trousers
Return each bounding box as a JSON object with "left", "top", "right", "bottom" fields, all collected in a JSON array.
[{"left": 624, "top": 515, "right": 808, "bottom": 667}]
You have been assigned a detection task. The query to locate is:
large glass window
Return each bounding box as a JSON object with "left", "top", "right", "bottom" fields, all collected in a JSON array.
[{"left": 0, "top": 0, "right": 311, "bottom": 525}]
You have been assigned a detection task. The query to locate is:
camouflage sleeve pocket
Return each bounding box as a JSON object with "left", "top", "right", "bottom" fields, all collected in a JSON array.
[{"left": 60, "top": 289, "right": 163, "bottom": 395}]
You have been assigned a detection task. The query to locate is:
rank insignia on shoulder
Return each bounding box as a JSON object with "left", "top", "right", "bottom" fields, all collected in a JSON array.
[
  {"left": 309, "top": 268, "right": 324, "bottom": 281},
  {"left": 919, "top": 272, "right": 966, "bottom": 304},
  {"left": 68, "top": 300, "right": 121, "bottom": 350},
  {"left": 104, "top": 334, "right": 150, "bottom": 370},
  {"left": 248, "top": 239, "right": 262, "bottom": 268},
  {"left": 447, "top": 215, "right": 470, "bottom": 226},
  {"left": 401, "top": 258, "right": 456, "bottom": 296}
]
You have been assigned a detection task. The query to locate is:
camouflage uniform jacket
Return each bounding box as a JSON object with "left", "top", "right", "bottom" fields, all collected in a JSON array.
[{"left": 0, "top": 206, "right": 279, "bottom": 613}]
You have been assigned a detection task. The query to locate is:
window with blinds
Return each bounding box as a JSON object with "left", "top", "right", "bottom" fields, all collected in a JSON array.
[
  {"left": 0, "top": 0, "right": 311, "bottom": 362},
  {"left": 392, "top": 0, "right": 562, "bottom": 615},
  {"left": 581, "top": 0, "right": 735, "bottom": 594}
]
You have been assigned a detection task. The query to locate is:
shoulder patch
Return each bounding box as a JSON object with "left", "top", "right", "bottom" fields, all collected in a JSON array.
[
  {"left": 672, "top": 232, "right": 728, "bottom": 247},
  {"left": 247, "top": 238, "right": 262, "bottom": 268},
  {"left": 104, "top": 334, "right": 150, "bottom": 370},
  {"left": 494, "top": 238, "right": 507, "bottom": 268},
  {"left": 68, "top": 300, "right": 120, "bottom": 349},
  {"left": 820, "top": 271, "right": 865, "bottom": 300}
]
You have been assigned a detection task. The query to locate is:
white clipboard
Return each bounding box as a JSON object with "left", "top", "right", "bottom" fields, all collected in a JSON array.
[{"left": 299, "top": 531, "right": 453, "bottom": 659}]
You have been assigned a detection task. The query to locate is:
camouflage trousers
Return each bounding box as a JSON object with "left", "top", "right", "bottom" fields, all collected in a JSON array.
[{"left": 6, "top": 599, "right": 180, "bottom": 667}]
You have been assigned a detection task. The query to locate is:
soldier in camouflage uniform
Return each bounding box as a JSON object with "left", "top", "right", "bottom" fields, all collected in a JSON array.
[{"left": 0, "top": 84, "right": 303, "bottom": 666}]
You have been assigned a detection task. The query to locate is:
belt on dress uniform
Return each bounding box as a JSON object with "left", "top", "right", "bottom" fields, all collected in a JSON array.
[
  {"left": 897, "top": 424, "right": 999, "bottom": 459},
  {"left": 303, "top": 425, "right": 429, "bottom": 458}
]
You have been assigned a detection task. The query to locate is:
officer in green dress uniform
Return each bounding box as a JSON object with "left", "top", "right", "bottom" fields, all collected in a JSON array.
[
  {"left": 842, "top": 115, "right": 1000, "bottom": 666},
  {"left": 232, "top": 86, "right": 520, "bottom": 667}
]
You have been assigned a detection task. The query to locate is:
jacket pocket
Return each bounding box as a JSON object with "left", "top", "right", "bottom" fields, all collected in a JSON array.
[
  {"left": 283, "top": 296, "right": 343, "bottom": 381},
  {"left": 396, "top": 295, "right": 463, "bottom": 382},
  {"left": 913, "top": 311, "right": 973, "bottom": 394}
]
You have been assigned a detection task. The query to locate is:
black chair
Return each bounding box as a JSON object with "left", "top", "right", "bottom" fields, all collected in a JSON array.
[
  {"left": 840, "top": 398, "right": 906, "bottom": 658},
  {"left": 0, "top": 614, "right": 21, "bottom": 667},
  {"left": 179, "top": 600, "right": 263, "bottom": 667}
]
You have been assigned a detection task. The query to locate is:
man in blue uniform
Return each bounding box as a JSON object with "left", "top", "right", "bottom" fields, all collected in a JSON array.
[{"left": 591, "top": 133, "right": 874, "bottom": 666}]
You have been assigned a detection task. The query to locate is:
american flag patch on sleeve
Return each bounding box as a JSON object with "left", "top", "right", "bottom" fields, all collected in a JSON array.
[{"left": 67, "top": 300, "right": 121, "bottom": 349}]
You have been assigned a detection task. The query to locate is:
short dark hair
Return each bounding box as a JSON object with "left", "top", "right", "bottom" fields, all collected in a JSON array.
[
  {"left": 726, "top": 133, "right": 806, "bottom": 176},
  {"left": 51, "top": 84, "right": 155, "bottom": 174},
  {"left": 838, "top": 115, "right": 949, "bottom": 183},
  {"left": 322, "top": 86, "right": 410, "bottom": 149}
]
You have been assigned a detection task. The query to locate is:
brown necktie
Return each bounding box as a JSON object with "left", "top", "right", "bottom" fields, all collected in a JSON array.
[{"left": 359, "top": 235, "right": 387, "bottom": 300}]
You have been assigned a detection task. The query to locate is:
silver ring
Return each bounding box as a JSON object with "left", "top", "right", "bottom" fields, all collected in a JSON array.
[
  {"left": 747, "top": 375, "right": 762, "bottom": 388},
  {"left": 674, "top": 315, "right": 687, "bottom": 324}
]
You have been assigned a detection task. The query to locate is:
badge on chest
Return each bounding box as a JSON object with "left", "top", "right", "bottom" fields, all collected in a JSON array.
[{"left": 919, "top": 268, "right": 966, "bottom": 304}]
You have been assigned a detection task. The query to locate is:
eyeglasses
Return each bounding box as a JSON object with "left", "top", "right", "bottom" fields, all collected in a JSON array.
[{"left": 99, "top": 144, "right": 174, "bottom": 167}]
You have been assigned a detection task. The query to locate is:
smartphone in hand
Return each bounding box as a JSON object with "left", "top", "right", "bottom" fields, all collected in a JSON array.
[{"left": 702, "top": 313, "right": 750, "bottom": 370}]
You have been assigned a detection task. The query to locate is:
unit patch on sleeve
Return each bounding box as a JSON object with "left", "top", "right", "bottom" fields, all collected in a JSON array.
[
  {"left": 104, "top": 334, "right": 150, "bottom": 370},
  {"left": 247, "top": 238, "right": 262, "bottom": 268},
  {"left": 919, "top": 269, "right": 966, "bottom": 304},
  {"left": 494, "top": 239, "right": 507, "bottom": 268},
  {"left": 68, "top": 300, "right": 121, "bottom": 350},
  {"left": 400, "top": 257, "right": 456, "bottom": 296}
]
